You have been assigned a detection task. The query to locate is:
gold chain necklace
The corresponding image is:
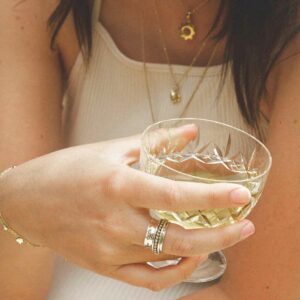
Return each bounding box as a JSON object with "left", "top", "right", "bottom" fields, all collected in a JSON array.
[
  {"left": 140, "top": 5, "right": 219, "bottom": 122},
  {"left": 179, "top": 0, "right": 209, "bottom": 41},
  {"left": 153, "top": 0, "right": 209, "bottom": 104}
]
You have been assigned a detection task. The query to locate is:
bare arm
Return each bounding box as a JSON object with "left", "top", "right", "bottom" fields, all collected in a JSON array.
[
  {"left": 182, "top": 40, "right": 300, "bottom": 300},
  {"left": 0, "top": 1, "right": 63, "bottom": 298}
]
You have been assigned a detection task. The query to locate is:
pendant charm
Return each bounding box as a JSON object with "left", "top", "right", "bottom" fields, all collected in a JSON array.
[
  {"left": 170, "top": 87, "right": 182, "bottom": 104},
  {"left": 180, "top": 12, "right": 196, "bottom": 41}
]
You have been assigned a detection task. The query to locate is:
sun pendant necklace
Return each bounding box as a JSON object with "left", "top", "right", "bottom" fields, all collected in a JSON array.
[
  {"left": 154, "top": 0, "right": 209, "bottom": 104},
  {"left": 179, "top": 0, "right": 209, "bottom": 41}
]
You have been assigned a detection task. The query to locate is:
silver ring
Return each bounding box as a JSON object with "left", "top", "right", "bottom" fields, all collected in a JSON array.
[
  {"left": 144, "top": 219, "right": 169, "bottom": 255},
  {"left": 144, "top": 220, "right": 158, "bottom": 249},
  {"left": 152, "top": 219, "right": 169, "bottom": 255}
]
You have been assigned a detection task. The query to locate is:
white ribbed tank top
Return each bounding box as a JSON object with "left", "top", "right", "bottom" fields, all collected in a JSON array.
[{"left": 47, "top": 0, "right": 268, "bottom": 299}]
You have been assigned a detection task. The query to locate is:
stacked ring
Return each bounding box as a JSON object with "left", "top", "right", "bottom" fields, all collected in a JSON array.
[
  {"left": 152, "top": 219, "right": 169, "bottom": 255},
  {"left": 144, "top": 220, "right": 157, "bottom": 249},
  {"left": 144, "top": 219, "right": 169, "bottom": 255}
]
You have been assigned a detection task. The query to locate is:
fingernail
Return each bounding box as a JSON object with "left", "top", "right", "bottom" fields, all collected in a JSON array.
[
  {"left": 179, "top": 124, "right": 198, "bottom": 140},
  {"left": 230, "top": 187, "right": 251, "bottom": 205},
  {"left": 180, "top": 124, "right": 198, "bottom": 135},
  {"left": 181, "top": 124, "right": 197, "bottom": 130},
  {"left": 240, "top": 221, "right": 255, "bottom": 240}
]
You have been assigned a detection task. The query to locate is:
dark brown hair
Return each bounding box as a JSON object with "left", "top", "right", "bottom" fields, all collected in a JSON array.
[{"left": 48, "top": 0, "right": 300, "bottom": 127}]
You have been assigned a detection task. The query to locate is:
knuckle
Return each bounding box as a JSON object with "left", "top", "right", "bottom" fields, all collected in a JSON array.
[
  {"left": 207, "top": 188, "right": 218, "bottom": 205},
  {"left": 99, "top": 167, "right": 127, "bottom": 200},
  {"left": 146, "top": 281, "right": 164, "bottom": 292},
  {"left": 164, "top": 181, "right": 182, "bottom": 209}
]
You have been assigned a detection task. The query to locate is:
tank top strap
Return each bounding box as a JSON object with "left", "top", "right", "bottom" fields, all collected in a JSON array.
[{"left": 92, "top": 0, "right": 102, "bottom": 25}]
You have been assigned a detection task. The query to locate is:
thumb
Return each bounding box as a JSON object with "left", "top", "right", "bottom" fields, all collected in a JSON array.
[{"left": 123, "top": 123, "right": 198, "bottom": 166}]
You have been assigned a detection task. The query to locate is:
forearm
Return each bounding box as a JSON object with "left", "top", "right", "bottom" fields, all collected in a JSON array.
[
  {"left": 0, "top": 139, "right": 61, "bottom": 300},
  {"left": 0, "top": 114, "right": 61, "bottom": 298},
  {"left": 0, "top": 137, "right": 61, "bottom": 300}
]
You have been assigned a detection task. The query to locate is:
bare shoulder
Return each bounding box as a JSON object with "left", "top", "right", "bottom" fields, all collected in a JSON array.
[
  {"left": 0, "top": 0, "right": 80, "bottom": 73},
  {"left": 0, "top": 0, "right": 58, "bottom": 36},
  {"left": 0, "top": 0, "right": 61, "bottom": 59}
]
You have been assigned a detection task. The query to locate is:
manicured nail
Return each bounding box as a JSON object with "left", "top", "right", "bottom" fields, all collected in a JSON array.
[
  {"left": 240, "top": 221, "right": 255, "bottom": 240},
  {"left": 179, "top": 124, "right": 198, "bottom": 140},
  {"left": 181, "top": 124, "right": 197, "bottom": 130},
  {"left": 230, "top": 187, "right": 251, "bottom": 205}
]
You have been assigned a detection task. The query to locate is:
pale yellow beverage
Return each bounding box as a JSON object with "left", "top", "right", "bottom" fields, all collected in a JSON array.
[{"left": 142, "top": 153, "right": 263, "bottom": 229}]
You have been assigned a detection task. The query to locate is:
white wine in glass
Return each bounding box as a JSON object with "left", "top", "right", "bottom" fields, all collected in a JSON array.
[{"left": 140, "top": 118, "right": 272, "bottom": 282}]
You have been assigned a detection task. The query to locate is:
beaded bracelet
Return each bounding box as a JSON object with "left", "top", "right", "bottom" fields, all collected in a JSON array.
[{"left": 0, "top": 166, "right": 39, "bottom": 247}]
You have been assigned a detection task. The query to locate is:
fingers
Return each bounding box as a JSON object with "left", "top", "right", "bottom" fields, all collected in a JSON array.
[
  {"left": 92, "top": 134, "right": 142, "bottom": 165},
  {"left": 125, "top": 167, "right": 251, "bottom": 211},
  {"left": 114, "top": 255, "right": 207, "bottom": 291},
  {"left": 121, "top": 124, "right": 197, "bottom": 165},
  {"left": 94, "top": 123, "right": 197, "bottom": 166},
  {"left": 162, "top": 219, "right": 255, "bottom": 256},
  {"left": 125, "top": 124, "right": 197, "bottom": 166},
  {"left": 122, "top": 244, "right": 179, "bottom": 264},
  {"left": 144, "top": 124, "right": 198, "bottom": 154},
  {"left": 120, "top": 135, "right": 142, "bottom": 165},
  {"left": 129, "top": 214, "right": 254, "bottom": 258}
]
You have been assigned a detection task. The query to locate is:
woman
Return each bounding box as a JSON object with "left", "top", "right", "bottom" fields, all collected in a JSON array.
[{"left": 0, "top": 0, "right": 299, "bottom": 299}]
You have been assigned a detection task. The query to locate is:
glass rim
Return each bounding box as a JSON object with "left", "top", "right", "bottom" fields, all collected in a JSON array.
[{"left": 141, "top": 118, "right": 272, "bottom": 183}]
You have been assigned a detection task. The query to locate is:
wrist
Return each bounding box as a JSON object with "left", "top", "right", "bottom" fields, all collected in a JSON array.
[
  {"left": 0, "top": 166, "right": 39, "bottom": 247},
  {"left": 0, "top": 166, "right": 16, "bottom": 211}
]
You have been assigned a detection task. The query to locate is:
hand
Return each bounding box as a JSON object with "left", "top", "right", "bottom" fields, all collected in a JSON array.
[{"left": 0, "top": 126, "right": 254, "bottom": 291}]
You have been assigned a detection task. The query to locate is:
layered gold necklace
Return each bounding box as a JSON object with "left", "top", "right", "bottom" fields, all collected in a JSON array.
[
  {"left": 140, "top": 2, "right": 219, "bottom": 122},
  {"left": 153, "top": 0, "right": 217, "bottom": 104}
]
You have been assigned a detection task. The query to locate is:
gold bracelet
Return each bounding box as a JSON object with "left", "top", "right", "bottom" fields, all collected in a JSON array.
[{"left": 0, "top": 166, "right": 40, "bottom": 247}]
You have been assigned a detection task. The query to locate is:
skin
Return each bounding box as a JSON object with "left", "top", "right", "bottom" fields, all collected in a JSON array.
[
  {"left": 0, "top": 0, "right": 298, "bottom": 299},
  {"left": 0, "top": 0, "right": 254, "bottom": 299}
]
